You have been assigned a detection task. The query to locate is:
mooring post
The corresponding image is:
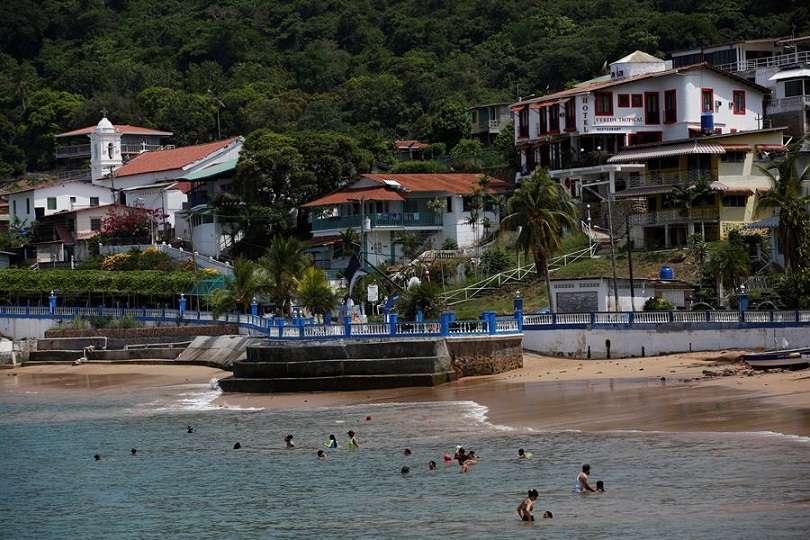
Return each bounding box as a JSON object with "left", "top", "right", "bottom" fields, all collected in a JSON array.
[
  {"left": 389, "top": 313, "right": 398, "bottom": 336},
  {"left": 344, "top": 315, "right": 352, "bottom": 337},
  {"left": 178, "top": 294, "right": 187, "bottom": 320},
  {"left": 513, "top": 294, "right": 524, "bottom": 331},
  {"left": 250, "top": 297, "right": 258, "bottom": 317},
  {"left": 49, "top": 290, "right": 57, "bottom": 315}
]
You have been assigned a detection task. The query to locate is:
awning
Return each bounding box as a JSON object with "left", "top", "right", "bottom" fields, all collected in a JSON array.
[
  {"left": 743, "top": 215, "right": 779, "bottom": 230},
  {"left": 302, "top": 187, "right": 405, "bottom": 208},
  {"left": 769, "top": 68, "right": 810, "bottom": 81},
  {"left": 510, "top": 105, "right": 526, "bottom": 112},
  {"left": 720, "top": 144, "right": 751, "bottom": 151},
  {"left": 710, "top": 181, "right": 753, "bottom": 195},
  {"left": 607, "top": 142, "right": 726, "bottom": 163},
  {"left": 614, "top": 185, "right": 675, "bottom": 198},
  {"left": 756, "top": 144, "right": 787, "bottom": 152},
  {"left": 180, "top": 158, "right": 238, "bottom": 181},
  {"left": 305, "top": 235, "right": 341, "bottom": 247}
]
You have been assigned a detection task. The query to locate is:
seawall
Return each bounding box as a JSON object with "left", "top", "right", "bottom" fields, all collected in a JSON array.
[{"left": 523, "top": 324, "right": 810, "bottom": 358}]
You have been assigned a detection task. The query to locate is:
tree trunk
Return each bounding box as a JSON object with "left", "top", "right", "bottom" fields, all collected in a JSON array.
[{"left": 536, "top": 251, "right": 554, "bottom": 313}]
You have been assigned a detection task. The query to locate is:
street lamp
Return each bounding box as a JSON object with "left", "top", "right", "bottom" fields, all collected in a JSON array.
[{"left": 582, "top": 184, "right": 620, "bottom": 312}]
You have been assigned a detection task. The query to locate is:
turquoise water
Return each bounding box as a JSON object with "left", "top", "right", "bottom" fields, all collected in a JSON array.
[{"left": 1, "top": 384, "right": 809, "bottom": 539}]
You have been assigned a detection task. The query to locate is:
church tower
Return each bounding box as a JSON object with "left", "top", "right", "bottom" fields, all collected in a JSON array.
[{"left": 89, "top": 116, "right": 122, "bottom": 181}]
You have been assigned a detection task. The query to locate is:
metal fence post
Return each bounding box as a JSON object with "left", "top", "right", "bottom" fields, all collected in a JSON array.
[
  {"left": 344, "top": 315, "right": 352, "bottom": 337},
  {"left": 389, "top": 313, "right": 398, "bottom": 336},
  {"left": 440, "top": 312, "right": 450, "bottom": 336}
]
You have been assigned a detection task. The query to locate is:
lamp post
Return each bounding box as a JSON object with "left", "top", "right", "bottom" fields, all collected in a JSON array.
[{"left": 583, "top": 185, "right": 620, "bottom": 312}]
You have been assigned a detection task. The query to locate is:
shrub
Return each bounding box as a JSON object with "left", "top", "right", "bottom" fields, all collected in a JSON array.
[
  {"left": 480, "top": 246, "right": 512, "bottom": 275},
  {"left": 136, "top": 247, "right": 174, "bottom": 270},
  {"left": 643, "top": 296, "right": 674, "bottom": 311},
  {"left": 775, "top": 269, "right": 810, "bottom": 309},
  {"left": 102, "top": 252, "right": 136, "bottom": 271},
  {"left": 400, "top": 281, "right": 445, "bottom": 320},
  {"left": 441, "top": 238, "right": 458, "bottom": 251}
]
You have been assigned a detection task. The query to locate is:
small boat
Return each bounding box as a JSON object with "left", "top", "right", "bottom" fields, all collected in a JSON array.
[{"left": 743, "top": 347, "right": 810, "bottom": 369}]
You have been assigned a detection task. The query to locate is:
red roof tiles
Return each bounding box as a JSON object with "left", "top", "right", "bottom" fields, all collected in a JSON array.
[
  {"left": 302, "top": 187, "right": 406, "bottom": 207},
  {"left": 113, "top": 138, "right": 240, "bottom": 178},
  {"left": 360, "top": 173, "right": 509, "bottom": 194}
]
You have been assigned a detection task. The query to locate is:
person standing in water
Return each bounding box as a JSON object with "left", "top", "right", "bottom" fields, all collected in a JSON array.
[
  {"left": 324, "top": 434, "right": 338, "bottom": 449},
  {"left": 284, "top": 435, "right": 295, "bottom": 448},
  {"left": 575, "top": 464, "right": 596, "bottom": 493},
  {"left": 428, "top": 460, "right": 437, "bottom": 471},
  {"left": 517, "top": 489, "right": 539, "bottom": 521},
  {"left": 347, "top": 431, "right": 359, "bottom": 449},
  {"left": 460, "top": 451, "right": 478, "bottom": 473}
]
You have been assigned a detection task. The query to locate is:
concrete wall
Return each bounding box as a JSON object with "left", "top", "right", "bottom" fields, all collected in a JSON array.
[
  {"left": 446, "top": 335, "right": 523, "bottom": 377},
  {"left": 0, "top": 318, "right": 59, "bottom": 339},
  {"left": 523, "top": 324, "right": 810, "bottom": 359}
]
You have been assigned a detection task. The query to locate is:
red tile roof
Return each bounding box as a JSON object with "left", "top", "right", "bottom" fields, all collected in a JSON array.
[
  {"left": 511, "top": 63, "right": 769, "bottom": 109},
  {"left": 395, "top": 140, "right": 429, "bottom": 150},
  {"left": 113, "top": 138, "right": 240, "bottom": 178},
  {"left": 360, "top": 173, "right": 509, "bottom": 194},
  {"left": 56, "top": 124, "right": 173, "bottom": 138},
  {"left": 302, "top": 187, "right": 406, "bottom": 207}
]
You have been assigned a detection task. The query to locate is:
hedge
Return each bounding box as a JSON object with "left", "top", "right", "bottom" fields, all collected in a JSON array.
[{"left": 0, "top": 269, "right": 204, "bottom": 298}]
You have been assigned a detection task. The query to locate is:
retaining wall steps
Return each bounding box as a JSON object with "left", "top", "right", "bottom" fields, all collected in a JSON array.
[
  {"left": 235, "top": 356, "right": 448, "bottom": 378},
  {"left": 218, "top": 372, "right": 456, "bottom": 393}
]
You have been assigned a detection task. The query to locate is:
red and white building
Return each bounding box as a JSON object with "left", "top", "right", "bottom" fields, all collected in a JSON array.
[{"left": 512, "top": 51, "right": 769, "bottom": 178}]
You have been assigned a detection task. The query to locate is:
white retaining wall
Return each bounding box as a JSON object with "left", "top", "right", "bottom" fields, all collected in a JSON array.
[
  {"left": 0, "top": 318, "right": 59, "bottom": 339},
  {"left": 523, "top": 326, "right": 810, "bottom": 358}
]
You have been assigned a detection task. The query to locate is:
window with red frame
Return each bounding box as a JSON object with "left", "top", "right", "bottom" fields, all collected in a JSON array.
[
  {"left": 732, "top": 90, "right": 745, "bottom": 114},
  {"left": 564, "top": 99, "right": 576, "bottom": 130},
  {"left": 617, "top": 94, "right": 630, "bottom": 107},
  {"left": 539, "top": 107, "right": 548, "bottom": 134},
  {"left": 664, "top": 89, "right": 677, "bottom": 124},
  {"left": 548, "top": 104, "right": 560, "bottom": 132},
  {"left": 701, "top": 88, "right": 713, "bottom": 113},
  {"left": 594, "top": 92, "right": 613, "bottom": 116},
  {"left": 644, "top": 92, "right": 660, "bottom": 124},
  {"left": 631, "top": 94, "right": 643, "bottom": 107}
]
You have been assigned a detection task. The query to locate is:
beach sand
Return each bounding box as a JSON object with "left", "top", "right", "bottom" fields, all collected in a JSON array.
[{"left": 3, "top": 351, "right": 810, "bottom": 435}]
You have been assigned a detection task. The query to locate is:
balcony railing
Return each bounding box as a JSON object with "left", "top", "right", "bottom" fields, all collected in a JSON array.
[
  {"left": 121, "top": 143, "right": 166, "bottom": 154},
  {"left": 55, "top": 144, "right": 90, "bottom": 159},
  {"left": 312, "top": 212, "right": 443, "bottom": 231},
  {"left": 629, "top": 207, "right": 720, "bottom": 226},
  {"left": 714, "top": 50, "right": 810, "bottom": 73},
  {"left": 56, "top": 169, "right": 91, "bottom": 182},
  {"left": 629, "top": 169, "right": 717, "bottom": 189},
  {"left": 766, "top": 95, "right": 810, "bottom": 115}
]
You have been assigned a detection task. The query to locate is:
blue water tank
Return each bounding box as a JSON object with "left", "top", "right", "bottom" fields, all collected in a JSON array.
[
  {"left": 659, "top": 266, "right": 674, "bottom": 280},
  {"left": 700, "top": 112, "right": 714, "bottom": 134}
]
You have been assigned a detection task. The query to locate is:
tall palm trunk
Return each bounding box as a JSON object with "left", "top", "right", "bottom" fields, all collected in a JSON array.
[{"left": 535, "top": 249, "right": 553, "bottom": 313}]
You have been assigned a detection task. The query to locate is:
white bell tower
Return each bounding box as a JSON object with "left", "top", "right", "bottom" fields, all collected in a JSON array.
[{"left": 89, "top": 115, "right": 122, "bottom": 181}]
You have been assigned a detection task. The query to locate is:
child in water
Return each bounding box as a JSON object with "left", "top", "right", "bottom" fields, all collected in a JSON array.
[
  {"left": 517, "top": 489, "right": 539, "bottom": 521},
  {"left": 284, "top": 434, "right": 295, "bottom": 448},
  {"left": 317, "top": 450, "right": 327, "bottom": 460},
  {"left": 518, "top": 448, "right": 533, "bottom": 459},
  {"left": 324, "top": 434, "right": 338, "bottom": 449},
  {"left": 347, "top": 431, "right": 359, "bottom": 448}
]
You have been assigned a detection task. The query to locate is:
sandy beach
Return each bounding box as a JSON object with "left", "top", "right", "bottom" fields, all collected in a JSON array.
[{"left": 3, "top": 351, "right": 810, "bottom": 435}]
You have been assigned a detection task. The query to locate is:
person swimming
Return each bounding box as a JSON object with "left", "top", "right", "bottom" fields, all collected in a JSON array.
[
  {"left": 187, "top": 425, "right": 194, "bottom": 434},
  {"left": 574, "top": 464, "right": 596, "bottom": 493},
  {"left": 317, "top": 450, "right": 326, "bottom": 460},
  {"left": 596, "top": 480, "right": 605, "bottom": 492},
  {"left": 403, "top": 448, "right": 412, "bottom": 456},
  {"left": 347, "top": 431, "right": 359, "bottom": 449},
  {"left": 454, "top": 446, "right": 467, "bottom": 465},
  {"left": 543, "top": 511, "right": 553, "bottom": 519},
  {"left": 284, "top": 434, "right": 295, "bottom": 448},
  {"left": 233, "top": 442, "right": 241, "bottom": 450},
  {"left": 517, "top": 489, "right": 539, "bottom": 521},
  {"left": 428, "top": 460, "right": 437, "bottom": 471},
  {"left": 324, "top": 434, "right": 338, "bottom": 449},
  {"left": 461, "top": 451, "right": 478, "bottom": 473},
  {"left": 365, "top": 416, "right": 372, "bottom": 421},
  {"left": 400, "top": 466, "right": 410, "bottom": 475},
  {"left": 518, "top": 448, "right": 533, "bottom": 459},
  {"left": 130, "top": 448, "right": 137, "bottom": 456},
  {"left": 93, "top": 454, "right": 101, "bottom": 461},
  {"left": 442, "top": 453, "right": 453, "bottom": 464}
]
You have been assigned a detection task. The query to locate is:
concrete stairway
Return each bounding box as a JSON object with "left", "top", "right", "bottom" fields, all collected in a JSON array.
[{"left": 219, "top": 338, "right": 457, "bottom": 392}]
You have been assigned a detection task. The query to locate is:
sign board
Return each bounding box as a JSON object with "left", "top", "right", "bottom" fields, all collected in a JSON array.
[{"left": 367, "top": 284, "right": 379, "bottom": 303}]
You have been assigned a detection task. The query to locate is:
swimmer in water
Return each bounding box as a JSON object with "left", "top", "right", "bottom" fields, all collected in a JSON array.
[
  {"left": 347, "top": 431, "right": 359, "bottom": 449},
  {"left": 131, "top": 448, "right": 137, "bottom": 456},
  {"left": 428, "top": 460, "right": 437, "bottom": 471},
  {"left": 442, "top": 453, "right": 453, "bottom": 464},
  {"left": 574, "top": 464, "right": 596, "bottom": 493},
  {"left": 543, "top": 511, "right": 553, "bottom": 519},
  {"left": 518, "top": 448, "right": 533, "bottom": 459},
  {"left": 596, "top": 480, "right": 605, "bottom": 492},
  {"left": 461, "top": 451, "right": 478, "bottom": 473},
  {"left": 317, "top": 450, "right": 326, "bottom": 460},
  {"left": 284, "top": 434, "right": 295, "bottom": 448},
  {"left": 365, "top": 416, "right": 372, "bottom": 421},
  {"left": 324, "top": 434, "right": 338, "bottom": 449},
  {"left": 517, "top": 489, "right": 539, "bottom": 521},
  {"left": 401, "top": 466, "right": 410, "bottom": 475},
  {"left": 94, "top": 454, "right": 101, "bottom": 461},
  {"left": 403, "top": 448, "right": 412, "bottom": 456},
  {"left": 233, "top": 442, "right": 241, "bottom": 450},
  {"left": 187, "top": 425, "right": 194, "bottom": 434},
  {"left": 454, "top": 446, "right": 467, "bottom": 465}
]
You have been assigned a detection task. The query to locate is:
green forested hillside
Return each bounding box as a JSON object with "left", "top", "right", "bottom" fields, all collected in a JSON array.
[{"left": 1, "top": 0, "right": 808, "bottom": 177}]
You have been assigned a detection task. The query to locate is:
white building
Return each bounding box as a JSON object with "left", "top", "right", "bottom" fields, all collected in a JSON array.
[
  {"left": 549, "top": 276, "right": 694, "bottom": 313},
  {"left": 302, "top": 173, "right": 510, "bottom": 271},
  {"left": 511, "top": 52, "right": 769, "bottom": 178},
  {"left": 3, "top": 178, "right": 114, "bottom": 227}
]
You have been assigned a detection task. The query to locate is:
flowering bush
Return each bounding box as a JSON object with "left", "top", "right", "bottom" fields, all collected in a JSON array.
[{"left": 102, "top": 252, "right": 134, "bottom": 271}]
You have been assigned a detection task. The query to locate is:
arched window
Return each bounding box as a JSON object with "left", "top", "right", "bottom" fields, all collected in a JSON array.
[{"left": 108, "top": 142, "right": 114, "bottom": 159}]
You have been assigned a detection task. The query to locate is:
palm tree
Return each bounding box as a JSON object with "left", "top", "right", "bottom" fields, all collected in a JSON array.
[
  {"left": 500, "top": 169, "right": 578, "bottom": 312},
  {"left": 669, "top": 177, "right": 714, "bottom": 239},
  {"left": 262, "top": 236, "right": 308, "bottom": 314},
  {"left": 757, "top": 150, "right": 810, "bottom": 270},
  {"left": 209, "top": 258, "right": 262, "bottom": 316},
  {"left": 394, "top": 231, "right": 422, "bottom": 261},
  {"left": 707, "top": 240, "right": 750, "bottom": 303},
  {"left": 296, "top": 266, "right": 337, "bottom": 318}
]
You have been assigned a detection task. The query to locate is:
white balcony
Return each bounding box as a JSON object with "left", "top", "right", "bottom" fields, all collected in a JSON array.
[
  {"left": 715, "top": 50, "right": 810, "bottom": 73},
  {"left": 767, "top": 95, "right": 810, "bottom": 115}
]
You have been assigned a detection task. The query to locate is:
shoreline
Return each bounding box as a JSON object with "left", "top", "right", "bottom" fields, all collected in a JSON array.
[{"left": 3, "top": 351, "right": 809, "bottom": 436}]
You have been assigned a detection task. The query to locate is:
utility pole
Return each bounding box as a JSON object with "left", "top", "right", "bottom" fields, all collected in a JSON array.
[
  {"left": 625, "top": 214, "right": 636, "bottom": 312},
  {"left": 604, "top": 193, "right": 620, "bottom": 312}
]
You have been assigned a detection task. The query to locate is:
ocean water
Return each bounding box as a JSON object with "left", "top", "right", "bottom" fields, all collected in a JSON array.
[{"left": 1, "top": 384, "right": 809, "bottom": 539}]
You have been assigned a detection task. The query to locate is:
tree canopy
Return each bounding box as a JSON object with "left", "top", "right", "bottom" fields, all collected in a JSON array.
[{"left": 1, "top": 0, "right": 807, "bottom": 177}]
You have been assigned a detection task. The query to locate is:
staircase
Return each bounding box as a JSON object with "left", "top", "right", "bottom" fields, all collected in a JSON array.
[
  {"left": 219, "top": 338, "right": 457, "bottom": 392},
  {"left": 440, "top": 222, "right": 600, "bottom": 306}
]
